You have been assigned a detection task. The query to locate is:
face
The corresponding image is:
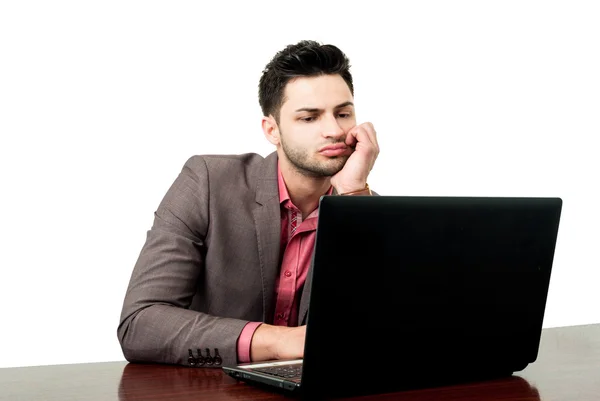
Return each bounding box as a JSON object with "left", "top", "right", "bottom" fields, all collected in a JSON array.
[{"left": 273, "top": 74, "right": 356, "bottom": 177}]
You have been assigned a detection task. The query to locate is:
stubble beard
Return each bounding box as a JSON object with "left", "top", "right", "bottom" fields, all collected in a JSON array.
[{"left": 280, "top": 132, "right": 349, "bottom": 178}]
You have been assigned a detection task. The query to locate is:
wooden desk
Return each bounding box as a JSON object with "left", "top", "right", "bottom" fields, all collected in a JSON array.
[{"left": 1, "top": 324, "right": 598, "bottom": 400}]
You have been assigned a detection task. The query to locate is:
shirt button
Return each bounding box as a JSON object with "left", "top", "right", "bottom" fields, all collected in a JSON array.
[{"left": 284, "top": 270, "right": 292, "bottom": 277}]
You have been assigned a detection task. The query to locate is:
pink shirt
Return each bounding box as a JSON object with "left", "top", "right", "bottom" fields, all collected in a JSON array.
[{"left": 236, "top": 162, "right": 332, "bottom": 363}]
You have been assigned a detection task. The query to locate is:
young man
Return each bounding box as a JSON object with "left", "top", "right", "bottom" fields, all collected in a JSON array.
[{"left": 117, "top": 40, "right": 380, "bottom": 368}]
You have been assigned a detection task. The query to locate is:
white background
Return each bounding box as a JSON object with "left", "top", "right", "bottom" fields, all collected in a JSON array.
[{"left": 1, "top": 1, "right": 598, "bottom": 369}]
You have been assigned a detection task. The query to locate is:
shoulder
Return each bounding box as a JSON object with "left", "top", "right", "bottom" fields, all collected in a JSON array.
[
  {"left": 179, "top": 152, "right": 277, "bottom": 192},
  {"left": 182, "top": 153, "right": 267, "bottom": 174}
]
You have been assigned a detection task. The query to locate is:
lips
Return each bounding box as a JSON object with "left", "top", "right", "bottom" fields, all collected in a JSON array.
[{"left": 319, "top": 144, "right": 350, "bottom": 157}]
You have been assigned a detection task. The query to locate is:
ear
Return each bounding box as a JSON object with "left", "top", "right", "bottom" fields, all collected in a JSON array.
[{"left": 262, "top": 115, "right": 280, "bottom": 146}]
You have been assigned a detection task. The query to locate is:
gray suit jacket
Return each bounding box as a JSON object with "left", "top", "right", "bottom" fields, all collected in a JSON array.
[{"left": 118, "top": 151, "right": 340, "bottom": 367}]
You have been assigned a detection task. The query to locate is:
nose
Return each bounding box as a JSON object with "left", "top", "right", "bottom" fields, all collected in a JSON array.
[{"left": 322, "top": 114, "right": 345, "bottom": 140}]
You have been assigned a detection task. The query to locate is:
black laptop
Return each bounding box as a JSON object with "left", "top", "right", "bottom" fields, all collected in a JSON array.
[{"left": 223, "top": 196, "right": 562, "bottom": 398}]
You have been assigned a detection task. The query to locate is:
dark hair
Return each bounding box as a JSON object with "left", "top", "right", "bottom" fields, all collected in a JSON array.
[{"left": 258, "top": 40, "right": 354, "bottom": 123}]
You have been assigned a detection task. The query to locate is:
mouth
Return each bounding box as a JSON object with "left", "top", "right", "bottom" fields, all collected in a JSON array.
[{"left": 318, "top": 144, "right": 351, "bottom": 157}]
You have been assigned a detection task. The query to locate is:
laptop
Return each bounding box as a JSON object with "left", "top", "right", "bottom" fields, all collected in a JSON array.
[{"left": 223, "top": 196, "right": 562, "bottom": 398}]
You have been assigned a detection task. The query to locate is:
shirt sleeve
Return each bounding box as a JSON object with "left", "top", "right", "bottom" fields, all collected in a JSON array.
[{"left": 236, "top": 321, "right": 263, "bottom": 363}]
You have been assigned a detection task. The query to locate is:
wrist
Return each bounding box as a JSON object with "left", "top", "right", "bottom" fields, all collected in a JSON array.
[
  {"left": 250, "top": 324, "right": 281, "bottom": 361},
  {"left": 339, "top": 183, "right": 371, "bottom": 196}
]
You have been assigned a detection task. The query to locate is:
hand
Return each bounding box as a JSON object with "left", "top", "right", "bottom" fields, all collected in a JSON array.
[{"left": 330, "top": 122, "right": 379, "bottom": 194}]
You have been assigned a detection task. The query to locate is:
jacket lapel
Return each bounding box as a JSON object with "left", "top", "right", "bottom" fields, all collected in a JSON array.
[{"left": 252, "top": 152, "right": 281, "bottom": 324}]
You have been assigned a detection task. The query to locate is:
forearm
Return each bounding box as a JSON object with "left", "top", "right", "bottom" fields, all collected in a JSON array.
[{"left": 118, "top": 303, "right": 248, "bottom": 367}]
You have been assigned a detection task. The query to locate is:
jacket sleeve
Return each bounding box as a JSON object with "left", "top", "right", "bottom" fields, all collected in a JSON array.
[{"left": 117, "top": 156, "right": 249, "bottom": 367}]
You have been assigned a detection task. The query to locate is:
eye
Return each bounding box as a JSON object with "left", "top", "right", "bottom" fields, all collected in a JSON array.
[
  {"left": 338, "top": 113, "right": 351, "bottom": 118},
  {"left": 301, "top": 117, "right": 316, "bottom": 122}
]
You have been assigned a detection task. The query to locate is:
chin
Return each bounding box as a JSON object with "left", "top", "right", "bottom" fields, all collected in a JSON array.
[{"left": 318, "top": 159, "right": 347, "bottom": 176}]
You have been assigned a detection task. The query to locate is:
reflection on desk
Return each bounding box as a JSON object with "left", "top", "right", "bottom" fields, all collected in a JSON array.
[
  {"left": 0, "top": 323, "right": 598, "bottom": 401},
  {"left": 117, "top": 363, "right": 541, "bottom": 401}
]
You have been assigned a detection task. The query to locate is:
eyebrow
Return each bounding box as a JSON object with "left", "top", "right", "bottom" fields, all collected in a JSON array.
[{"left": 294, "top": 101, "right": 354, "bottom": 113}]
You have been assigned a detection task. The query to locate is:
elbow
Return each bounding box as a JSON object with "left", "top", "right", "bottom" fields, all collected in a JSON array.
[
  {"left": 117, "top": 317, "right": 142, "bottom": 363},
  {"left": 117, "top": 308, "right": 164, "bottom": 364}
]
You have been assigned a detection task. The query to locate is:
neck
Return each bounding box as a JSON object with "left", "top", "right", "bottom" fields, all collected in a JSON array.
[{"left": 279, "top": 157, "right": 331, "bottom": 218}]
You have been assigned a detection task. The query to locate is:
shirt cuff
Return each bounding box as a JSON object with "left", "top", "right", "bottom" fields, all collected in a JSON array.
[{"left": 237, "top": 322, "right": 263, "bottom": 363}]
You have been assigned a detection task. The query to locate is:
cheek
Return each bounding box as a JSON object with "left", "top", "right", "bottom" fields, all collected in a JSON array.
[
  {"left": 343, "top": 118, "right": 357, "bottom": 131},
  {"left": 283, "top": 127, "right": 307, "bottom": 146},
  {"left": 293, "top": 125, "right": 317, "bottom": 141}
]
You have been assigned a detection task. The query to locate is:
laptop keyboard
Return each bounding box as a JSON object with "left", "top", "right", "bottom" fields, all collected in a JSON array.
[{"left": 251, "top": 363, "right": 303, "bottom": 380}]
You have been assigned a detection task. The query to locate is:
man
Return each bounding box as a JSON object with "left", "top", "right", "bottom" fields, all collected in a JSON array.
[{"left": 117, "top": 40, "right": 380, "bottom": 368}]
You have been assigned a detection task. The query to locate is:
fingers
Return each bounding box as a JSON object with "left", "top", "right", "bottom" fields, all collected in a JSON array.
[
  {"left": 348, "top": 123, "right": 378, "bottom": 150},
  {"left": 345, "top": 126, "right": 358, "bottom": 148},
  {"left": 359, "top": 122, "right": 379, "bottom": 154},
  {"left": 346, "top": 123, "right": 379, "bottom": 170}
]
